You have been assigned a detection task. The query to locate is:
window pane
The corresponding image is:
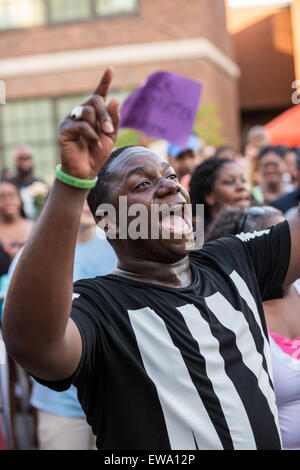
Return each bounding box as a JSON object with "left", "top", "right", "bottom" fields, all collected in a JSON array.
[
  {"left": 56, "top": 94, "right": 88, "bottom": 123},
  {"left": 32, "top": 143, "right": 58, "bottom": 182},
  {"left": 56, "top": 90, "right": 128, "bottom": 124},
  {"left": 96, "top": 0, "right": 137, "bottom": 16},
  {"left": 1, "top": 99, "right": 56, "bottom": 180},
  {"left": 49, "top": 0, "right": 91, "bottom": 22},
  {"left": 0, "top": 0, "right": 45, "bottom": 30},
  {"left": 0, "top": 90, "right": 131, "bottom": 180}
]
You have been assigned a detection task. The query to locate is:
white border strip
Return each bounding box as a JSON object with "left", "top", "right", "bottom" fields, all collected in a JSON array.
[
  {"left": 228, "top": 0, "right": 291, "bottom": 8},
  {"left": 0, "top": 38, "right": 240, "bottom": 79}
]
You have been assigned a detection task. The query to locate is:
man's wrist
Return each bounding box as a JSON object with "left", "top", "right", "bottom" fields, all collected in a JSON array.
[
  {"left": 54, "top": 178, "right": 90, "bottom": 200},
  {"left": 56, "top": 164, "right": 98, "bottom": 189}
]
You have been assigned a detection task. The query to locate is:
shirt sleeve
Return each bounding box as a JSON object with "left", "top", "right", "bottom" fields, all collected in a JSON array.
[
  {"left": 202, "top": 220, "right": 291, "bottom": 302},
  {"left": 0, "top": 244, "right": 10, "bottom": 277},
  {"left": 70, "top": 284, "right": 105, "bottom": 387},
  {"left": 33, "top": 279, "right": 106, "bottom": 392}
]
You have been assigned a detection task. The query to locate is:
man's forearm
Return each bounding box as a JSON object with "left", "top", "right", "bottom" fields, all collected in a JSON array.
[
  {"left": 2, "top": 179, "right": 88, "bottom": 364},
  {"left": 3, "top": 68, "right": 118, "bottom": 378}
]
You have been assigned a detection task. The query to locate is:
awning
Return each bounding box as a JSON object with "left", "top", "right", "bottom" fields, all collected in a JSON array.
[{"left": 265, "top": 105, "right": 300, "bottom": 147}]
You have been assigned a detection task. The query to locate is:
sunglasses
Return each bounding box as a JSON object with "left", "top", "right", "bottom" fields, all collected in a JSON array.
[{"left": 237, "top": 206, "right": 267, "bottom": 234}]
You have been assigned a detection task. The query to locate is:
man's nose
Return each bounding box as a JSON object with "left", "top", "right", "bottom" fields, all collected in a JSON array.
[{"left": 155, "top": 178, "right": 181, "bottom": 199}]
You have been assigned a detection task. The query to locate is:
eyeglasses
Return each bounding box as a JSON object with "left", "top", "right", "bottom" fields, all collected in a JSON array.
[{"left": 237, "top": 206, "right": 267, "bottom": 234}]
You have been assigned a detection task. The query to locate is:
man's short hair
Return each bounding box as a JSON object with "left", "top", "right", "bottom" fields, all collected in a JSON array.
[
  {"left": 13, "top": 143, "right": 33, "bottom": 159},
  {"left": 87, "top": 146, "right": 135, "bottom": 217}
]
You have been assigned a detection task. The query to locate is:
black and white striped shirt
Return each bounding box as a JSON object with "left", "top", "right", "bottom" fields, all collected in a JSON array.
[{"left": 42, "top": 221, "right": 290, "bottom": 450}]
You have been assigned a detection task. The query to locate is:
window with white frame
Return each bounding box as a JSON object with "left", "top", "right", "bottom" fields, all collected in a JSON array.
[
  {"left": 0, "top": 90, "right": 128, "bottom": 180},
  {"left": 0, "top": 0, "right": 138, "bottom": 30}
]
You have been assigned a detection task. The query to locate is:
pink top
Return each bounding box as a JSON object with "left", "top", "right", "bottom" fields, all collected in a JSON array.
[
  {"left": 267, "top": 280, "right": 300, "bottom": 449},
  {"left": 269, "top": 330, "right": 300, "bottom": 360}
]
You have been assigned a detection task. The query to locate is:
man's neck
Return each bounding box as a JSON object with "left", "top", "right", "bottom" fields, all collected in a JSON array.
[
  {"left": 264, "top": 182, "right": 282, "bottom": 194},
  {"left": 77, "top": 225, "right": 96, "bottom": 244},
  {"left": 114, "top": 256, "right": 192, "bottom": 288},
  {"left": 16, "top": 172, "right": 34, "bottom": 184}
]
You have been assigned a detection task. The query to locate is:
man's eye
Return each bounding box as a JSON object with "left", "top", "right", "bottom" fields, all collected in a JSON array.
[
  {"left": 135, "top": 181, "right": 150, "bottom": 190},
  {"left": 168, "top": 174, "right": 178, "bottom": 180}
]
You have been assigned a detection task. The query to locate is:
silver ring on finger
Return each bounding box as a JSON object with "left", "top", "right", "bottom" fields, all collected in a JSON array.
[{"left": 70, "top": 105, "right": 84, "bottom": 121}]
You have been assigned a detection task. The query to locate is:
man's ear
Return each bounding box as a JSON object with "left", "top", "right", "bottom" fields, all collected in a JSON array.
[
  {"left": 95, "top": 214, "right": 107, "bottom": 231},
  {"left": 95, "top": 214, "right": 119, "bottom": 237},
  {"left": 95, "top": 204, "right": 118, "bottom": 238}
]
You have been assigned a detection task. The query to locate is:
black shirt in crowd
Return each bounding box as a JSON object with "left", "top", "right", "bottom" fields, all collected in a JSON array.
[
  {"left": 38, "top": 221, "right": 291, "bottom": 450},
  {"left": 9, "top": 175, "right": 46, "bottom": 189},
  {"left": 0, "top": 244, "right": 10, "bottom": 276},
  {"left": 270, "top": 188, "right": 300, "bottom": 218}
]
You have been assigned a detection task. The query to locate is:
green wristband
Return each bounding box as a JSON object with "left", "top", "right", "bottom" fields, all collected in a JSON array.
[{"left": 56, "top": 164, "right": 98, "bottom": 189}]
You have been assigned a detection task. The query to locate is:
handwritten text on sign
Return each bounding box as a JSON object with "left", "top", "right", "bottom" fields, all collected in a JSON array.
[{"left": 119, "top": 71, "right": 203, "bottom": 146}]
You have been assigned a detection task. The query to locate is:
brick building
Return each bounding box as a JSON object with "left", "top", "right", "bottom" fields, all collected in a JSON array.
[
  {"left": 0, "top": 0, "right": 240, "bottom": 180},
  {"left": 226, "top": 0, "right": 299, "bottom": 146}
]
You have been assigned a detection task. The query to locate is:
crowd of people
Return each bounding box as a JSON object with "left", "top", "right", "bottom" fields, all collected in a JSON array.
[{"left": 1, "top": 68, "right": 300, "bottom": 451}]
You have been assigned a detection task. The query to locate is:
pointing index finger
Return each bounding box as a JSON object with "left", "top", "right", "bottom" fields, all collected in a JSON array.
[{"left": 93, "top": 67, "right": 114, "bottom": 100}]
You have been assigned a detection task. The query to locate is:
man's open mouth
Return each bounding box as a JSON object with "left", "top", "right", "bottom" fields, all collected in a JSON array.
[{"left": 158, "top": 204, "right": 193, "bottom": 236}]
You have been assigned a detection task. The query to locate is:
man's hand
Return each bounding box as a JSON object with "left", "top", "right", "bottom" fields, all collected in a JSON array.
[
  {"left": 59, "top": 67, "right": 120, "bottom": 180},
  {"left": 2, "top": 69, "right": 120, "bottom": 381}
]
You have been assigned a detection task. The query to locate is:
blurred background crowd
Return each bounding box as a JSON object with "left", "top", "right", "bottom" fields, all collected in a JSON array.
[{"left": 1, "top": 0, "right": 300, "bottom": 451}]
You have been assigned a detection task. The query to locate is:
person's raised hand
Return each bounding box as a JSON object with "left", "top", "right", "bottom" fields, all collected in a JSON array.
[{"left": 59, "top": 67, "right": 119, "bottom": 180}]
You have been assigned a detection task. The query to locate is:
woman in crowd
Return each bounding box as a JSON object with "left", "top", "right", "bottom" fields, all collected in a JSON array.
[
  {"left": 0, "top": 180, "right": 34, "bottom": 449},
  {"left": 0, "top": 180, "right": 33, "bottom": 262},
  {"left": 189, "top": 157, "right": 251, "bottom": 233},
  {"left": 282, "top": 147, "right": 299, "bottom": 190},
  {"left": 253, "top": 146, "right": 294, "bottom": 204},
  {"left": 243, "top": 125, "right": 270, "bottom": 189},
  {"left": 206, "top": 205, "right": 300, "bottom": 450}
]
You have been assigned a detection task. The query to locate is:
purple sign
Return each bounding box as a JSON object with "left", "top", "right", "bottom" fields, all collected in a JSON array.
[{"left": 119, "top": 71, "right": 203, "bottom": 147}]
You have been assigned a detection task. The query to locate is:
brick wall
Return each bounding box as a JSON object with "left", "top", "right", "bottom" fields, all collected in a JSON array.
[
  {"left": 0, "top": 0, "right": 233, "bottom": 60},
  {"left": 228, "top": 7, "right": 295, "bottom": 110},
  {"left": 4, "top": 58, "right": 239, "bottom": 148},
  {"left": 0, "top": 0, "right": 240, "bottom": 148}
]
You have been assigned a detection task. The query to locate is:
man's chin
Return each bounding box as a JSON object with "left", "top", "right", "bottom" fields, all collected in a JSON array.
[
  {"left": 157, "top": 235, "right": 195, "bottom": 261},
  {"left": 18, "top": 169, "right": 32, "bottom": 177}
]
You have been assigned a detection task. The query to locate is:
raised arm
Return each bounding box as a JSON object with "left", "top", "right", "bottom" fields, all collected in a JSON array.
[
  {"left": 285, "top": 206, "right": 300, "bottom": 286},
  {"left": 2, "top": 68, "right": 119, "bottom": 381}
]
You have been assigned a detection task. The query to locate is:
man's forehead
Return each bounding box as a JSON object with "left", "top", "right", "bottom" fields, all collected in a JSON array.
[
  {"left": 109, "top": 147, "right": 169, "bottom": 173},
  {"left": 15, "top": 154, "right": 32, "bottom": 164},
  {"left": 14, "top": 144, "right": 32, "bottom": 157}
]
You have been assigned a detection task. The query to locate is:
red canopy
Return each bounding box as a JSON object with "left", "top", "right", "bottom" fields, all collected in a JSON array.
[{"left": 265, "top": 105, "right": 300, "bottom": 147}]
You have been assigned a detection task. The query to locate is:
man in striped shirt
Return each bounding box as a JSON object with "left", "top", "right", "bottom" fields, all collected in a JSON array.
[{"left": 3, "top": 69, "right": 300, "bottom": 450}]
